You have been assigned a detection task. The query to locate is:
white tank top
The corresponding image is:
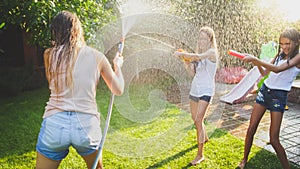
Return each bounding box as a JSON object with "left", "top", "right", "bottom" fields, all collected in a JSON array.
[
  {"left": 264, "top": 59, "right": 300, "bottom": 91},
  {"left": 44, "top": 46, "right": 105, "bottom": 118},
  {"left": 189, "top": 59, "right": 217, "bottom": 97}
]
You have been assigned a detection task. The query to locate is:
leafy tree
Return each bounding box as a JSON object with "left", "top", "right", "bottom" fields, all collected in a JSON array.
[
  {"left": 0, "top": 0, "right": 117, "bottom": 48},
  {"left": 170, "top": 0, "right": 292, "bottom": 69},
  {"left": 0, "top": 0, "right": 117, "bottom": 96}
]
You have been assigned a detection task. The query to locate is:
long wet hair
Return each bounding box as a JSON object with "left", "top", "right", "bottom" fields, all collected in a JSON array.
[
  {"left": 274, "top": 28, "right": 300, "bottom": 65},
  {"left": 196, "top": 26, "right": 219, "bottom": 57},
  {"left": 45, "top": 10, "right": 85, "bottom": 92}
]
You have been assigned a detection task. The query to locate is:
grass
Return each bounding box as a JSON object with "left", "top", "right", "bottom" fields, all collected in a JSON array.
[{"left": 0, "top": 81, "right": 299, "bottom": 169}]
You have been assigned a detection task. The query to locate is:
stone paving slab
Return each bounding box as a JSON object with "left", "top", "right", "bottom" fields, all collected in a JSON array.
[{"left": 215, "top": 99, "right": 300, "bottom": 167}]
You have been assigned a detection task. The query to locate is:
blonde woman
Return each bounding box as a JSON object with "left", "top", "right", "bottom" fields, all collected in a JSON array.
[
  {"left": 36, "top": 11, "right": 124, "bottom": 169},
  {"left": 239, "top": 28, "right": 300, "bottom": 169},
  {"left": 174, "top": 26, "right": 219, "bottom": 165}
]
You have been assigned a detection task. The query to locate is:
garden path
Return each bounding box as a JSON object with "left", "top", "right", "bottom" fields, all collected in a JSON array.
[{"left": 175, "top": 82, "right": 300, "bottom": 167}]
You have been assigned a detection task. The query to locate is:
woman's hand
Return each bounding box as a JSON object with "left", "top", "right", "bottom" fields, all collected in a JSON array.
[
  {"left": 242, "top": 54, "right": 261, "bottom": 66},
  {"left": 242, "top": 54, "right": 256, "bottom": 62},
  {"left": 183, "top": 60, "right": 190, "bottom": 68},
  {"left": 173, "top": 51, "right": 185, "bottom": 60},
  {"left": 113, "top": 55, "right": 124, "bottom": 69}
]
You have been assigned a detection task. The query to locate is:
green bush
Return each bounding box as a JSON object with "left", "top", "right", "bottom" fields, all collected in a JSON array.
[
  {"left": 0, "top": 0, "right": 117, "bottom": 48},
  {"left": 0, "top": 0, "right": 116, "bottom": 96}
]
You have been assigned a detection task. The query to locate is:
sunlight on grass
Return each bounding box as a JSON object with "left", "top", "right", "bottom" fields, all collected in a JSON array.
[
  {"left": 117, "top": 107, "right": 183, "bottom": 138},
  {"left": 1, "top": 85, "right": 299, "bottom": 169},
  {"left": 104, "top": 104, "right": 193, "bottom": 158}
]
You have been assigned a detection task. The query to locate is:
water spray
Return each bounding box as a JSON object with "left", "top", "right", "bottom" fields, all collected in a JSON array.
[
  {"left": 228, "top": 49, "right": 245, "bottom": 59},
  {"left": 91, "top": 38, "right": 125, "bottom": 169}
]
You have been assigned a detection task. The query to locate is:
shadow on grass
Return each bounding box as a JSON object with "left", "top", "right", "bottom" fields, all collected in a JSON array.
[
  {"left": 145, "top": 130, "right": 229, "bottom": 169},
  {"left": 208, "top": 127, "right": 228, "bottom": 139},
  {"left": 145, "top": 144, "right": 198, "bottom": 169},
  {"left": 0, "top": 87, "right": 48, "bottom": 158}
]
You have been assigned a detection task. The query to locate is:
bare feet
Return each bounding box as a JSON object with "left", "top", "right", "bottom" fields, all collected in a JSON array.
[
  {"left": 190, "top": 155, "right": 205, "bottom": 165},
  {"left": 238, "top": 160, "right": 246, "bottom": 169}
]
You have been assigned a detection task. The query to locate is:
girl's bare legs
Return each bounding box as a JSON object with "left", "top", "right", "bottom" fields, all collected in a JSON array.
[
  {"left": 190, "top": 99, "right": 209, "bottom": 165},
  {"left": 36, "top": 152, "right": 61, "bottom": 169},
  {"left": 82, "top": 150, "right": 103, "bottom": 169},
  {"left": 239, "top": 103, "right": 266, "bottom": 169},
  {"left": 269, "top": 111, "right": 289, "bottom": 169},
  {"left": 36, "top": 151, "right": 103, "bottom": 169}
]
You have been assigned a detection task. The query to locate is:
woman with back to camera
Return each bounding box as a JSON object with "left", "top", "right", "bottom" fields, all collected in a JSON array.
[
  {"left": 35, "top": 11, "right": 124, "bottom": 169},
  {"left": 239, "top": 28, "right": 300, "bottom": 169},
  {"left": 174, "top": 26, "right": 219, "bottom": 165}
]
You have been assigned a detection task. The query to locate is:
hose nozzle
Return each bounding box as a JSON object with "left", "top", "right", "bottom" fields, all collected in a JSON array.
[{"left": 117, "top": 38, "right": 125, "bottom": 56}]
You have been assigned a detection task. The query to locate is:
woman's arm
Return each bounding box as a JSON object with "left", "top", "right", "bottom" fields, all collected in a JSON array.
[
  {"left": 256, "top": 65, "right": 269, "bottom": 76},
  {"left": 43, "top": 48, "right": 51, "bottom": 83},
  {"left": 100, "top": 56, "right": 125, "bottom": 96},
  {"left": 243, "top": 53, "right": 300, "bottom": 73},
  {"left": 174, "top": 48, "right": 217, "bottom": 63}
]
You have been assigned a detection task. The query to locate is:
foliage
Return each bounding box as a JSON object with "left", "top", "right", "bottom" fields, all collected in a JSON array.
[
  {"left": 0, "top": 0, "right": 117, "bottom": 48},
  {"left": 170, "top": 0, "right": 299, "bottom": 69}
]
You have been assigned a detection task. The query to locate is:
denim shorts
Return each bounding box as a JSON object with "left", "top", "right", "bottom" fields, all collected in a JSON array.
[
  {"left": 36, "top": 112, "right": 102, "bottom": 161},
  {"left": 189, "top": 95, "right": 211, "bottom": 103},
  {"left": 256, "top": 84, "right": 288, "bottom": 113}
]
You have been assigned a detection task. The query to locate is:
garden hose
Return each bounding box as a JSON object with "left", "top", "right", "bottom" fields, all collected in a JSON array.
[{"left": 91, "top": 38, "right": 124, "bottom": 169}]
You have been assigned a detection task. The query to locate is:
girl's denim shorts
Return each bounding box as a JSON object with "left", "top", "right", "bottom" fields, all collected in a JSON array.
[
  {"left": 189, "top": 95, "right": 211, "bottom": 103},
  {"left": 36, "top": 112, "right": 102, "bottom": 161},
  {"left": 256, "top": 84, "right": 288, "bottom": 113}
]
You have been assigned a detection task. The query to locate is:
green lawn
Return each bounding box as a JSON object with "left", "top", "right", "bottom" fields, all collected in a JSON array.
[{"left": 0, "top": 83, "right": 299, "bottom": 169}]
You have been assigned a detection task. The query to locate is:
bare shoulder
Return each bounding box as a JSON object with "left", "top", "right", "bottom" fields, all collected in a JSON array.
[
  {"left": 44, "top": 48, "right": 52, "bottom": 58},
  {"left": 85, "top": 46, "right": 104, "bottom": 57}
]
